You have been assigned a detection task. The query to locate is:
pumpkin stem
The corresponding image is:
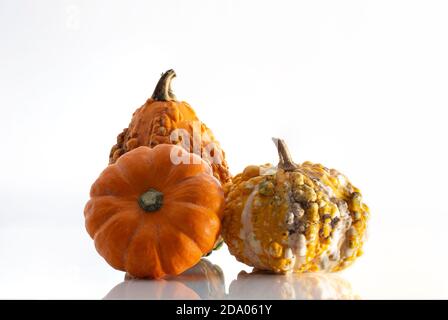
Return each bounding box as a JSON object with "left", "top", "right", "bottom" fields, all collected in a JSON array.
[
  {"left": 272, "top": 138, "right": 298, "bottom": 171},
  {"left": 139, "top": 188, "right": 164, "bottom": 212},
  {"left": 151, "top": 69, "right": 177, "bottom": 101}
]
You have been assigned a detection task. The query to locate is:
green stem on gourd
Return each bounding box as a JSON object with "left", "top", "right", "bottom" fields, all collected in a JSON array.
[
  {"left": 151, "top": 69, "right": 177, "bottom": 101},
  {"left": 139, "top": 188, "right": 164, "bottom": 212}
]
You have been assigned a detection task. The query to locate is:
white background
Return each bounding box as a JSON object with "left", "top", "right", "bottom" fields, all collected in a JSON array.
[{"left": 1, "top": 0, "right": 448, "bottom": 299}]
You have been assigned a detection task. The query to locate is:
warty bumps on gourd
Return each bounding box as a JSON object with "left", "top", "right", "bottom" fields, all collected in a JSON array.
[
  {"left": 109, "top": 69, "right": 231, "bottom": 185},
  {"left": 222, "top": 138, "right": 369, "bottom": 273}
]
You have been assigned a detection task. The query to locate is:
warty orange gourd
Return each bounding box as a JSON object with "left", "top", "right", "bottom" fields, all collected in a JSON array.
[{"left": 109, "top": 69, "right": 231, "bottom": 184}]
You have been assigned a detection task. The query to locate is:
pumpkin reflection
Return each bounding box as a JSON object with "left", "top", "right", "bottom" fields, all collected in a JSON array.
[
  {"left": 104, "top": 259, "right": 225, "bottom": 300},
  {"left": 228, "top": 270, "right": 359, "bottom": 300}
]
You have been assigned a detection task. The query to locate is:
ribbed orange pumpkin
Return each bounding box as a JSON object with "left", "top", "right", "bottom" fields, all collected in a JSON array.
[
  {"left": 84, "top": 145, "right": 224, "bottom": 278},
  {"left": 109, "top": 69, "right": 231, "bottom": 184}
]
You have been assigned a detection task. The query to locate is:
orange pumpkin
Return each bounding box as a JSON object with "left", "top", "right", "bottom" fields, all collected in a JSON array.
[
  {"left": 109, "top": 69, "right": 231, "bottom": 184},
  {"left": 85, "top": 145, "right": 225, "bottom": 278}
]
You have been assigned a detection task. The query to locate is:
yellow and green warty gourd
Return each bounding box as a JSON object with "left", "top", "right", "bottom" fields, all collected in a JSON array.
[{"left": 222, "top": 138, "right": 369, "bottom": 273}]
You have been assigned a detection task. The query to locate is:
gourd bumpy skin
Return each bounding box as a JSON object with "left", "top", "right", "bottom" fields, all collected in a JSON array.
[
  {"left": 222, "top": 139, "right": 369, "bottom": 273},
  {"left": 109, "top": 69, "right": 231, "bottom": 185}
]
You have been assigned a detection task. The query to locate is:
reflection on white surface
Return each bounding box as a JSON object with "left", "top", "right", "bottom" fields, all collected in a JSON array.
[
  {"left": 104, "top": 259, "right": 226, "bottom": 300},
  {"left": 104, "top": 257, "right": 358, "bottom": 300},
  {"left": 228, "top": 270, "right": 359, "bottom": 300},
  {"left": 1, "top": 224, "right": 447, "bottom": 299}
]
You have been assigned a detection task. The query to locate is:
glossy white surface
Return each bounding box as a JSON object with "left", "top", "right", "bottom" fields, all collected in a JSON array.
[
  {"left": 0, "top": 218, "right": 447, "bottom": 299},
  {"left": 1, "top": 0, "right": 448, "bottom": 299}
]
